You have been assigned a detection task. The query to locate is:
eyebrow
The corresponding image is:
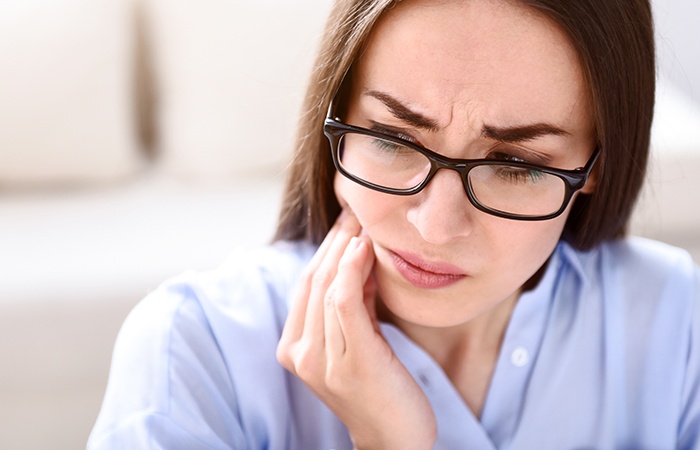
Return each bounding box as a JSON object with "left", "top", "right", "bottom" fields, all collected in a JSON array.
[
  {"left": 482, "top": 123, "right": 569, "bottom": 143},
  {"left": 364, "top": 90, "right": 439, "bottom": 131},
  {"left": 364, "top": 90, "right": 570, "bottom": 143}
]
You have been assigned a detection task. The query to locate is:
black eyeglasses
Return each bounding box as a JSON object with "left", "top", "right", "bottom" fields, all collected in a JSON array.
[{"left": 323, "top": 85, "right": 599, "bottom": 221}]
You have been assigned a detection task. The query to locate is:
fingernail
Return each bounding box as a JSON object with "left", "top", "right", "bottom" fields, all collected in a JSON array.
[{"left": 349, "top": 236, "right": 360, "bottom": 252}]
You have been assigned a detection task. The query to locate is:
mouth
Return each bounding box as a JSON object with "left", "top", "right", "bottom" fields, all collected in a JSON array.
[{"left": 389, "top": 250, "right": 467, "bottom": 289}]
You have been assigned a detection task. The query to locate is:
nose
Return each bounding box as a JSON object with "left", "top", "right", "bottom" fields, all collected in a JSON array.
[{"left": 406, "top": 168, "right": 475, "bottom": 245}]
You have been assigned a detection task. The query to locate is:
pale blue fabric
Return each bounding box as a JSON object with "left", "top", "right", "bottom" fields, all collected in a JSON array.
[{"left": 88, "top": 237, "right": 700, "bottom": 450}]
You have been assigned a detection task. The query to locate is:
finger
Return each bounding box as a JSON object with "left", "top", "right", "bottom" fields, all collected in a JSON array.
[
  {"left": 323, "top": 237, "right": 363, "bottom": 362},
  {"left": 280, "top": 209, "right": 349, "bottom": 345},
  {"left": 302, "top": 211, "right": 362, "bottom": 345},
  {"left": 357, "top": 235, "right": 375, "bottom": 282},
  {"left": 359, "top": 244, "right": 381, "bottom": 333},
  {"left": 332, "top": 237, "right": 378, "bottom": 354}
]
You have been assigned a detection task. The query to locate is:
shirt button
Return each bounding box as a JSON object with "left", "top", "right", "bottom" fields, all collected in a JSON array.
[
  {"left": 510, "top": 347, "right": 529, "bottom": 367},
  {"left": 418, "top": 373, "right": 430, "bottom": 387}
]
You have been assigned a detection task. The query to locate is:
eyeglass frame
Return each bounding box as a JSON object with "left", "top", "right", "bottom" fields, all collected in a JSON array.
[{"left": 323, "top": 76, "right": 600, "bottom": 221}]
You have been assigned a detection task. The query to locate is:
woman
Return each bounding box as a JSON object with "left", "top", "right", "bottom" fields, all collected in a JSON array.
[{"left": 89, "top": 0, "right": 699, "bottom": 449}]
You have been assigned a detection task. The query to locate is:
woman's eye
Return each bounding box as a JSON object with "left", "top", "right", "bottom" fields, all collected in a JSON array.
[
  {"left": 486, "top": 151, "right": 549, "bottom": 184},
  {"left": 494, "top": 166, "right": 547, "bottom": 184},
  {"left": 371, "top": 138, "right": 405, "bottom": 153}
]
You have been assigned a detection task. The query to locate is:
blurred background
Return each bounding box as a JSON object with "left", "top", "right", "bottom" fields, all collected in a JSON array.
[{"left": 0, "top": 0, "right": 698, "bottom": 448}]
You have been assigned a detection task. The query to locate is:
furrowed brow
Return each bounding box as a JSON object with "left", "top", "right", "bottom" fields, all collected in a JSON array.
[
  {"left": 364, "top": 90, "right": 439, "bottom": 131},
  {"left": 482, "top": 123, "right": 569, "bottom": 143}
]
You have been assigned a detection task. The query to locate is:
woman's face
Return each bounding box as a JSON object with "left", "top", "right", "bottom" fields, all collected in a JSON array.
[{"left": 334, "top": 0, "right": 595, "bottom": 328}]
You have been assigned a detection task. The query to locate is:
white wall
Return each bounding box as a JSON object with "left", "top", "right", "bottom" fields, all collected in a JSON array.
[{"left": 654, "top": 0, "right": 700, "bottom": 105}]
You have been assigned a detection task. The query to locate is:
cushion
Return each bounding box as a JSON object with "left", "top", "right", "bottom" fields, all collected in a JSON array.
[
  {"left": 0, "top": 0, "right": 143, "bottom": 187},
  {"left": 141, "top": 0, "right": 331, "bottom": 179}
]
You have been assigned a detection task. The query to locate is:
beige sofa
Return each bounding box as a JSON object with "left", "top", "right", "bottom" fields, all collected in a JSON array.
[
  {"left": 0, "top": 1, "right": 329, "bottom": 449},
  {"left": 0, "top": 0, "right": 698, "bottom": 449}
]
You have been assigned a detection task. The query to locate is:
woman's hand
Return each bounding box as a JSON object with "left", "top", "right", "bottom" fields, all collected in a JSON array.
[{"left": 276, "top": 210, "right": 437, "bottom": 450}]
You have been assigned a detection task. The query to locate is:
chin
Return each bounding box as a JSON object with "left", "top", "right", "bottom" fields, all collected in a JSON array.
[
  {"left": 374, "top": 271, "right": 479, "bottom": 329},
  {"left": 379, "top": 293, "right": 480, "bottom": 329}
]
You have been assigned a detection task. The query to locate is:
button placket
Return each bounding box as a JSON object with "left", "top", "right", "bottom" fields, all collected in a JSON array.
[{"left": 479, "top": 252, "right": 564, "bottom": 448}]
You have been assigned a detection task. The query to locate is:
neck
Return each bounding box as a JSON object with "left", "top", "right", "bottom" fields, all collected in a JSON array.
[{"left": 378, "top": 290, "right": 520, "bottom": 417}]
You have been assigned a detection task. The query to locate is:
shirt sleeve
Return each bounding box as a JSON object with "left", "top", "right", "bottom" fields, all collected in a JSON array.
[
  {"left": 87, "top": 276, "right": 249, "bottom": 450},
  {"left": 678, "top": 263, "right": 700, "bottom": 450}
]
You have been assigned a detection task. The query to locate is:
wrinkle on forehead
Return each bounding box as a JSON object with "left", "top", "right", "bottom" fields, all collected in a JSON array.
[{"left": 353, "top": 0, "right": 593, "bottom": 149}]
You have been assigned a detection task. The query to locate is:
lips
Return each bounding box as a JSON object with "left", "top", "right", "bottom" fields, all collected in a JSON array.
[{"left": 389, "top": 250, "right": 467, "bottom": 289}]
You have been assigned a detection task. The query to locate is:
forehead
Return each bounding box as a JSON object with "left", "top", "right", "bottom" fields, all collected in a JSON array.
[{"left": 354, "top": 0, "right": 590, "bottom": 130}]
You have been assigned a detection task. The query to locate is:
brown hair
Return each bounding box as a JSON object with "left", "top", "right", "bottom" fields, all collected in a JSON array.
[{"left": 274, "top": 0, "right": 656, "bottom": 251}]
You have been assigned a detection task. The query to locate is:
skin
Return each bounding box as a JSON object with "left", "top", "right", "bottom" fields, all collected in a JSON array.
[{"left": 278, "top": 0, "right": 596, "bottom": 448}]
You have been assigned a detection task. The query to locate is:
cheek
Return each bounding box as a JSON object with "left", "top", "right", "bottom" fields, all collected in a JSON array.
[
  {"left": 493, "top": 215, "right": 568, "bottom": 278},
  {"left": 336, "top": 169, "right": 569, "bottom": 281},
  {"left": 334, "top": 173, "right": 404, "bottom": 230},
  {"left": 497, "top": 190, "right": 576, "bottom": 254},
  {"left": 333, "top": 173, "right": 353, "bottom": 210}
]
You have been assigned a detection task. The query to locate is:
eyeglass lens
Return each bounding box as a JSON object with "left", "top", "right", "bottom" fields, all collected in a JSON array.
[{"left": 338, "top": 132, "right": 567, "bottom": 217}]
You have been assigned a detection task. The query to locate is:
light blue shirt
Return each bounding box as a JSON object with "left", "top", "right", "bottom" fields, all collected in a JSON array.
[{"left": 88, "top": 237, "right": 700, "bottom": 449}]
